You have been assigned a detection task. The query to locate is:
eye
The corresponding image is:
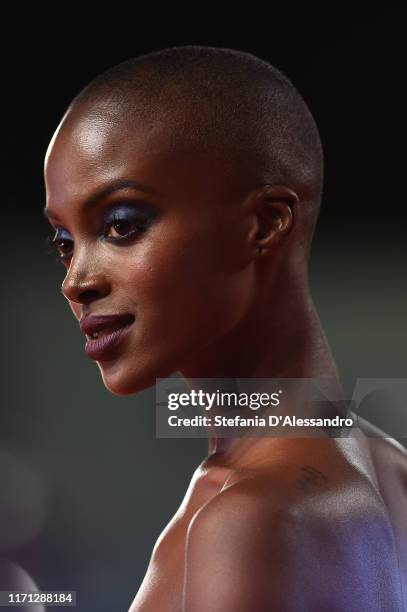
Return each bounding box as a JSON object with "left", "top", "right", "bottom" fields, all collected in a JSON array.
[
  {"left": 105, "top": 218, "right": 141, "bottom": 239},
  {"left": 46, "top": 229, "right": 73, "bottom": 263},
  {"left": 103, "top": 204, "right": 153, "bottom": 242}
]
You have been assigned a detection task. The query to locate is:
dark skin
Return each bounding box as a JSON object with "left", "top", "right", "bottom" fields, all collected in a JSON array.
[{"left": 44, "top": 103, "right": 407, "bottom": 611}]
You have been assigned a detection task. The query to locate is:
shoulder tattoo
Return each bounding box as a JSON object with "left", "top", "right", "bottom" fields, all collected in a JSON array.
[{"left": 296, "top": 465, "right": 328, "bottom": 493}]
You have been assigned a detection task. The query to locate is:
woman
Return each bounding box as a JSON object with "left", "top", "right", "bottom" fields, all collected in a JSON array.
[{"left": 43, "top": 46, "right": 407, "bottom": 611}]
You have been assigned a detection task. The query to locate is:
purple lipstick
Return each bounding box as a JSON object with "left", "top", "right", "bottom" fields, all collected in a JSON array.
[{"left": 80, "top": 313, "right": 135, "bottom": 361}]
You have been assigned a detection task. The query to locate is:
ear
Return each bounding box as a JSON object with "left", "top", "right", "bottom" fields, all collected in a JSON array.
[{"left": 246, "top": 184, "right": 299, "bottom": 256}]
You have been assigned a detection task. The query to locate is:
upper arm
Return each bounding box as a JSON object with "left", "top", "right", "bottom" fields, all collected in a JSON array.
[{"left": 182, "top": 488, "right": 294, "bottom": 612}]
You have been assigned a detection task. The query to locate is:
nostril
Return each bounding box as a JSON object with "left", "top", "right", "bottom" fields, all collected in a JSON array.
[
  {"left": 79, "top": 289, "right": 100, "bottom": 304},
  {"left": 60, "top": 274, "right": 110, "bottom": 304}
]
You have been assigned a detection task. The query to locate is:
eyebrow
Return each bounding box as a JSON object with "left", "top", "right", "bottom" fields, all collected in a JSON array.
[{"left": 43, "top": 178, "right": 156, "bottom": 221}]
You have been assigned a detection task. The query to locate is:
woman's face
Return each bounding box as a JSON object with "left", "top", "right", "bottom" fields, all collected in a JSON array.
[{"left": 44, "top": 108, "right": 257, "bottom": 395}]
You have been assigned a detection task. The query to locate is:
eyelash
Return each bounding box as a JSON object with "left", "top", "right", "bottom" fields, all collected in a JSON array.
[{"left": 46, "top": 212, "right": 150, "bottom": 264}]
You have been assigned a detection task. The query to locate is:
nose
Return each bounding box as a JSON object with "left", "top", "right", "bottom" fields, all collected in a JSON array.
[{"left": 61, "top": 254, "right": 110, "bottom": 305}]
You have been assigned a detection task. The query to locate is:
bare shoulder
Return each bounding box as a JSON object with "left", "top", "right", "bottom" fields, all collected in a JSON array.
[
  {"left": 187, "top": 458, "right": 390, "bottom": 539},
  {"left": 183, "top": 463, "right": 404, "bottom": 611},
  {"left": 370, "top": 434, "right": 407, "bottom": 483},
  {"left": 184, "top": 475, "right": 296, "bottom": 611},
  {"left": 358, "top": 414, "right": 407, "bottom": 464},
  {"left": 357, "top": 418, "right": 407, "bottom": 513},
  {"left": 363, "top": 422, "right": 407, "bottom": 470}
]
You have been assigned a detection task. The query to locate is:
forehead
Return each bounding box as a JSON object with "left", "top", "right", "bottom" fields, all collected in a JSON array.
[{"left": 44, "top": 106, "right": 250, "bottom": 213}]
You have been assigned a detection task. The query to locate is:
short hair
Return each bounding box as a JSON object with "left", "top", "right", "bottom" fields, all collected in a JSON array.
[{"left": 70, "top": 45, "right": 324, "bottom": 243}]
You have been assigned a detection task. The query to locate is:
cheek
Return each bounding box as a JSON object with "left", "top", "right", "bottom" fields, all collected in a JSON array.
[
  {"left": 99, "top": 235, "right": 255, "bottom": 394},
  {"left": 119, "top": 234, "right": 255, "bottom": 344}
]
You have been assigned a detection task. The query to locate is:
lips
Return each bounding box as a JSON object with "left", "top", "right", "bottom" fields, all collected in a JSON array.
[{"left": 80, "top": 313, "right": 135, "bottom": 361}]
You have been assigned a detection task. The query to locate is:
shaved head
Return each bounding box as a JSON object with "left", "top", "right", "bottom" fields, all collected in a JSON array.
[
  {"left": 67, "top": 46, "right": 323, "bottom": 244},
  {"left": 44, "top": 45, "right": 330, "bottom": 393}
]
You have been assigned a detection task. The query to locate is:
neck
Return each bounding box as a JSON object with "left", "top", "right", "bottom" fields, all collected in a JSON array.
[{"left": 179, "top": 276, "right": 341, "bottom": 461}]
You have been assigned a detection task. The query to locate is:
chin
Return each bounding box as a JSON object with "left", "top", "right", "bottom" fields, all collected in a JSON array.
[{"left": 96, "top": 358, "right": 177, "bottom": 397}]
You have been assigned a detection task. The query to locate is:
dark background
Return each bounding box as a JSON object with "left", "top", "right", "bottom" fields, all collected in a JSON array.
[{"left": 0, "top": 9, "right": 406, "bottom": 611}]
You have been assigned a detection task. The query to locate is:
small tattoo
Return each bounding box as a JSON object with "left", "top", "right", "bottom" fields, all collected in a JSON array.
[{"left": 296, "top": 465, "right": 328, "bottom": 494}]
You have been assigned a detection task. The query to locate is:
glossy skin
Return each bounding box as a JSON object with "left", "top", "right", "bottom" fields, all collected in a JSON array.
[
  {"left": 130, "top": 429, "right": 407, "bottom": 612},
  {"left": 44, "top": 104, "right": 407, "bottom": 611}
]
